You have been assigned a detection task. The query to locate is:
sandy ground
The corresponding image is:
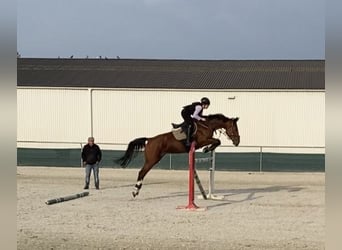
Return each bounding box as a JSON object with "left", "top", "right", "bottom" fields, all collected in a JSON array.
[{"left": 17, "top": 167, "right": 324, "bottom": 250}]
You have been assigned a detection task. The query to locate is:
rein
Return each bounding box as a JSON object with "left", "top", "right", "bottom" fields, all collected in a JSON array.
[{"left": 197, "top": 121, "right": 210, "bottom": 129}]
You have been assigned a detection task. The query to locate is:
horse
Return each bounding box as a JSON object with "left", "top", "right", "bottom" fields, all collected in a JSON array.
[{"left": 117, "top": 114, "right": 240, "bottom": 197}]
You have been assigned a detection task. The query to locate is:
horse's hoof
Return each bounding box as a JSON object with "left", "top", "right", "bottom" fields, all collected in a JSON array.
[
  {"left": 203, "top": 147, "right": 209, "bottom": 153},
  {"left": 132, "top": 191, "right": 138, "bottom": 198}
]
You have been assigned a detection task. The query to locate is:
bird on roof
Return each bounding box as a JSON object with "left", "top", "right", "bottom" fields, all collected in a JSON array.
[
  {"left": 70, "top": 55, "right": 74, "bottom": 59},
  {"left": 116, "top": 56, "right": 120, "bottom": 59}
]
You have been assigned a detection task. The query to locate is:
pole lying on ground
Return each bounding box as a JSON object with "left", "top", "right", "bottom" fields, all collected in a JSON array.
[
  {"left": 45, "top": 191, "right": 89, "bottom": 205},
  {"left": 177, "top": 142, "right": 207, "bottom": 211}
]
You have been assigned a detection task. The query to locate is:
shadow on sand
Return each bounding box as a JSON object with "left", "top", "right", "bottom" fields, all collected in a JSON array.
[
  {"left": 141, "top": 185, "right": 304, "bottom": 210},
  {"left": 205, "top": 186, "right": 303, "bottom": 209},
  {"left": 100, "top": 182, "right": 168, "bottom": 190}
]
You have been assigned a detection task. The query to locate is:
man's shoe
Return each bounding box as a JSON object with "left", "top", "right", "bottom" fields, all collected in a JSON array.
[{"left": 84, "top": 185, "right": 89, "bottom": 189}]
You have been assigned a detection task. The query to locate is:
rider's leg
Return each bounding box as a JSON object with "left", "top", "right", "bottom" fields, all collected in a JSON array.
[
  {"left": 181, "top": 111, "right": 194, "bottom": 146},
  {"left": 172, "top": 109, "right": 188, "bottom": 129},
  {"left": 186, "top": 124, "right": 192, "bottom": 146}
]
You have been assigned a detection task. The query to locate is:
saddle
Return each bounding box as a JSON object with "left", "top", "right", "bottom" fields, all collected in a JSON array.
[{"left": 171, "top": 123, "right": 197, "bottom": 141}]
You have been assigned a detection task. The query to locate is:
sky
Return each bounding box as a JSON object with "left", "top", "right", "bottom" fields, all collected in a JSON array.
[{"left": 17, "top": 0, "right": 325, "bottom": 60}]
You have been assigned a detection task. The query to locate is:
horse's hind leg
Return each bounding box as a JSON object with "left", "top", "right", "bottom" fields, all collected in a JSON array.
[
  {"left": 132, "top": 162, "right": 150, "bottom": 197},
  {"left": 132, "top": 162, "right": 157, "bottom": 198},
  {"left": 132, "top": 152, "right": 164, "bottom": 198}
]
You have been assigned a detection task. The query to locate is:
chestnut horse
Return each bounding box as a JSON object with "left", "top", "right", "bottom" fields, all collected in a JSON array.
[{"left": 117, "top": 114, "right": 240, "bottom": 197}]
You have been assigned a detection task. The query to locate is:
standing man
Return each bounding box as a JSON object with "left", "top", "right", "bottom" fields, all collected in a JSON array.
[{"left": 81, "top": 137, "right": 102, "bottom": 190}]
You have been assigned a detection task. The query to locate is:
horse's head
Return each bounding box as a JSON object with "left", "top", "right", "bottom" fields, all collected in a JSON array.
[
  {"left": 225, "top": 117, "right": 240, "bottom": 146},
  {"left": 206, "top": 114, "right": 240, "bottom": 146}
]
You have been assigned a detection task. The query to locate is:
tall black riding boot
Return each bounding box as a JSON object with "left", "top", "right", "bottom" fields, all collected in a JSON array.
[{"left": 186, "top": 125, "right": 192, "bottom": 147}]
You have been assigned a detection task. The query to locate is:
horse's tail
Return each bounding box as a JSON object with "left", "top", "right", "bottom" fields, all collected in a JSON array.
[{"left": 116, "top": 137, "right": 148, "bottom": 168}]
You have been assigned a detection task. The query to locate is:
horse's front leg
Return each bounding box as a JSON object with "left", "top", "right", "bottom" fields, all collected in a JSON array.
[{"left": 199, "top": 138, "right": 221, "bottom": 153}]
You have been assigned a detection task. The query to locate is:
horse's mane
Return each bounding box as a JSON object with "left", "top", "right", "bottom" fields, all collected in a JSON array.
[{"left": 206, "top": 114, "right": 230, "bottom": 122}]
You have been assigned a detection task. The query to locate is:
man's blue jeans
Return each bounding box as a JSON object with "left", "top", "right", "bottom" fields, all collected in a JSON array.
[{"left": 85, "top": 163, "right": 99, "bottom": 188}]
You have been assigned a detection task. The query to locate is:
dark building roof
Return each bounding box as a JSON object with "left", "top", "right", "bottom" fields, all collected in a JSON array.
[{"left": 17, "top": 58, "right": 325, "bottom": 90}]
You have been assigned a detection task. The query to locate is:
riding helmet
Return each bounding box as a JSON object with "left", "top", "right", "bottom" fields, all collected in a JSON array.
[{"left": 201, "top": 97, "right": 210, "bottom": 105}]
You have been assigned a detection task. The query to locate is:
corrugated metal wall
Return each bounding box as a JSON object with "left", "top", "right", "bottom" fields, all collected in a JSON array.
[
  {"left": 17, "top": 88, "right": 325, "bottom": 152},
  {"left": 17, "top": 88, "right": 89, "bottom": 144}
]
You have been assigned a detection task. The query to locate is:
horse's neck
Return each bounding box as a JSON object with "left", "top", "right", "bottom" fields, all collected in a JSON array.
[{"left": 208, "top": 120, "right": 226, "bottom": 130}]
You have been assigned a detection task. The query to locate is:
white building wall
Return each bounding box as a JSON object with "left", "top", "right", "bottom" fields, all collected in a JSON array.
[
  {"left": 17, "top": 88, "right": 325, "bottom": 152},
  {"left": 223, "top": 91, "right": 325, "bottom": 146},
  {"left": 17, "top": 88, "right": 89, "bottom": 145}
]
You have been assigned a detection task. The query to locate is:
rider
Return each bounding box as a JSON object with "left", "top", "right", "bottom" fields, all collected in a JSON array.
[{"left": 172, "top": 97, "right": 210, "bottom": 146}]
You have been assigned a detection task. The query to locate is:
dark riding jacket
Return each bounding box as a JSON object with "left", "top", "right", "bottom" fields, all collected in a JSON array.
[{"left": 182, "top": 102, "right": 203, "bottom": 117}]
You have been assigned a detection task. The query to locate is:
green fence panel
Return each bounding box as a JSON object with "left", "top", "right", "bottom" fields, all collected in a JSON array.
[
  {"left": 17, "top": 148, "right": 325, "bottom": 172},
  {"left": 261, "top": 153, "right": 325, "bottom": 172},
  {"left": 17, "top": 148, "right": 82, "bottom": 167}
]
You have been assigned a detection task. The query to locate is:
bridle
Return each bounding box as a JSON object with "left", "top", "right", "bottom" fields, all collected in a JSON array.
[
  {"left": 198, "top": 119, "right": 240, "bottom": 142},
  {"left": 223, "top": 124, "right": 240, "bottom": 142}
]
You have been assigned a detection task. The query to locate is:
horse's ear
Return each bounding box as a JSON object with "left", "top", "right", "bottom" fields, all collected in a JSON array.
[{"left": 234, "top": 117, "right": 239, "bottom": 122}]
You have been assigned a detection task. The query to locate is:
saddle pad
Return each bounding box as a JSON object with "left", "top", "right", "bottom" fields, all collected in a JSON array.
[
  {"left": 172, "top": 128, "right": 187, "bottom": 140},
  {"left": 171, "top": 124, "right": 198, "bottom": 141}
]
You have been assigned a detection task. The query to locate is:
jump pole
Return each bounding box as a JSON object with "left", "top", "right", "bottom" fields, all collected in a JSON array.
[
  {"left": 45, "top": 191, "right": 89, "bottom": 205},
  {"left": 177, "top": 142, "right": 207, "bottom": 211},
  {"left": 197, "top": 150, "right": 225, "bottom": 201}
]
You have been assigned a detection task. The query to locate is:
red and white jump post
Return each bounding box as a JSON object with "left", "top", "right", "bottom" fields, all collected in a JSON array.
[{"left": 177, "top": 142, "right": 207, "bottom": 211}]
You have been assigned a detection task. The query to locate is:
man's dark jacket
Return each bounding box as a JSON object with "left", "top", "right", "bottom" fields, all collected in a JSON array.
[{"left": 82, "top": 144, "right": 102, "bottom": 165}]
